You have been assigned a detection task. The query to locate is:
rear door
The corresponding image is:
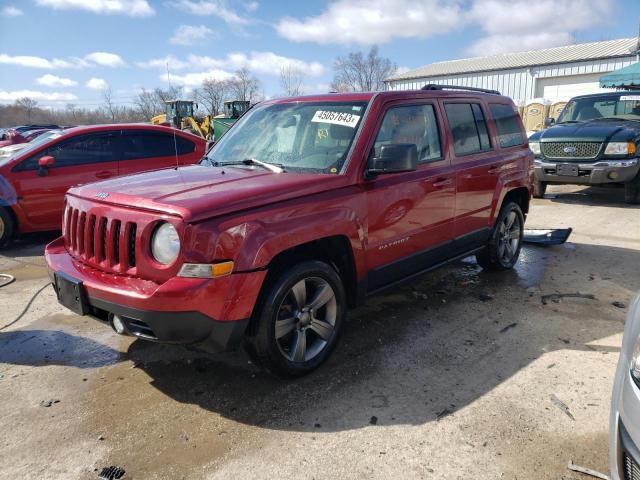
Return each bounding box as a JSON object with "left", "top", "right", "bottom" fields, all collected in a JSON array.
[
  {"left": 10, "top": 131, "right": 120, "bottom": 229},
  {"left": 364, "top": 100, "right": 455, "bottom": 291},
  {"left": 442, "top": 100, "right": 500, "bottom": 248},
  {"left": 117, "top": 130, "right": 198, "bottom": 176}
]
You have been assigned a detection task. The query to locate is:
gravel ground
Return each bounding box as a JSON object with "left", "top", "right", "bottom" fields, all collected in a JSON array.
[{"left": 0, "top": 184, "right": 638, "bottom": 480}]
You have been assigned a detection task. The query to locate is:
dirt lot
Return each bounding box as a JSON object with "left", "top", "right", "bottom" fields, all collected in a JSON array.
[{"left": 0, "top": 184, "right": 638, "bottom": 480}]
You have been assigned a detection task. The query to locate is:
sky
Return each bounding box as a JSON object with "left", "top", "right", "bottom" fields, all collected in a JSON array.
[{"left": 0, "top": 0, "right": 638, "bottom": 109}]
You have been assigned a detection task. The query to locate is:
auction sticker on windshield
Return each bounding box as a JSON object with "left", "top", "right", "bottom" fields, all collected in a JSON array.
[
  {"left": 620, "top": 95, "right": 640, "bottom": 101},
  {"left": 311, "top": 110, "right": 361, "bottom": 128}
]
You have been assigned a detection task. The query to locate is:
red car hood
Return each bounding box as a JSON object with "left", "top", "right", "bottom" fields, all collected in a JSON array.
[{"left": 68, "top": 165, "right": 347, "bottom": 223}]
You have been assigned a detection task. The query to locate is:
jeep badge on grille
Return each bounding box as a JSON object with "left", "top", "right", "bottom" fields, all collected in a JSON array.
[{"left": 95, "top": 192, "right": 109, "bottom": 199}]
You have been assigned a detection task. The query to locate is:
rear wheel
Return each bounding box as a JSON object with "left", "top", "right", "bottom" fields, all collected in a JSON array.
[
  {"left": 533, "top": 180, "right": 547, "bottom": 198},
  {"left": 244, "top": 261, "right": 346, "bottom": 377},
  {"left": 476, "top": 201, "right": 524, "bottom": 271},
  {"left": 0, "top": 208, "right": 15, "bottom": 247},
  {"left": 624, "top": 174, "right": 640, "bottom": 204}
]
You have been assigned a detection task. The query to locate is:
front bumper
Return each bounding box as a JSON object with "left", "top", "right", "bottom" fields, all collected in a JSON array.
[
  {"left": 45, "top": 237, "right": 267, "bottom": 351},
  {"left": 534, "top": 158, "right": 639, "bottom": 185}
]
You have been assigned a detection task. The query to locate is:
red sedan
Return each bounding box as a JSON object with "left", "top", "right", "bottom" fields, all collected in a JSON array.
[{"left": 0, "top": 124, "right": 206, "bottom": 244}]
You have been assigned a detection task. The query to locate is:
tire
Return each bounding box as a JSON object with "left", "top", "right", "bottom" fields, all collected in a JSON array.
[
  {"left": 244, "top": 260, "right": 346, "bottom": 377},
  {"left": 476, "top": 201, "right": 524, "bottom": 271},
  {"left": 624, "top": 174, "right": 640, "bottom": 204},
  {"left": 533, "top": 180, "right": 547, "bottom": 198},
  {"left": 0, "top": 208, "right": 15, "bottom": 247}
]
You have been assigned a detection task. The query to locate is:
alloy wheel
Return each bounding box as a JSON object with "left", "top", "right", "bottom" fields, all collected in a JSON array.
[
  {"left": 497, "top": 210, "right": 521, "bottom": 263},
  {"left": 274, "top": 276, "right": 337, "bottom": 363}
]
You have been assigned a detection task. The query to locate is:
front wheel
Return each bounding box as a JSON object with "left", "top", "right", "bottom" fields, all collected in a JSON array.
[
  {"left": 533, "top": 180, "right": 547, "bottom": 198},
  {"left": 476, "top": 201, "right": 524, "bottom": 271},
  {"left": 244, "top": 261, "right": 346, "bottom": 377},
  {"left": 0, "top": 208, "right": 15, "bottom": 247},
  {"left": 624, "top": 174, "right": 640, "bottom": 204}
]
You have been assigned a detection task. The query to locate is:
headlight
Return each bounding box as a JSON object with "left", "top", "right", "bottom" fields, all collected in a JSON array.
[
  {"left": 604, "top": 142, "right": 636, "bottom": 156},
  {"left": 151, "top": 222, "right": 180, "bottom": 265},
  {"left": 529, "top": 141, "right": 541, "bottom": 155}
]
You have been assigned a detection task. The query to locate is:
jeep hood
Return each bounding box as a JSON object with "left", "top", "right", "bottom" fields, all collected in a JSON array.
[
  {"left": 68, "top": 165, "right": 347, "bottom": 223},
  {"left": 530, "top": 119, "right": 640, "bottom": 143}
]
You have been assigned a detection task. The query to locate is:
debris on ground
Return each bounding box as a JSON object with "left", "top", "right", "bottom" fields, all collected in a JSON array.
[
  {"left": 499, "top": 323, "right": 517, "bottom": 333},
  {"left": 612, "top": 301, "right": 626, "bottom": 309},
  {"left": 567, "top": 460, "right": 610, "bottom": 479},
  {"left": 541, "top": 292, "right": 596, "bottom": 305},
  {"left": 550, "top": 394, "right": 575, "bottom": 421},
  {"left": 98, "top": 466, "right": 126, "bottom": 480},
  {"left": 39, "top": 399, "right": 60, "bottom": 407},
  {"left": 412, "top": 291, "right": 428, "bottom": 300},
  {"left": 523, "top": 228, "right": 572, "bottom": 246},
  {"left": 369, "top": 416, "right": 378, "bottom": 425},
  {"left": 478, "top": 293, "right": 494, "bottom": 302},
  {"left": 436, "top": 408, "right": 454, "bottom": 421}
]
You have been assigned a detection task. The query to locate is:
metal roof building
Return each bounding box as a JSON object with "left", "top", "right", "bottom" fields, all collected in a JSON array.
[{"left": 384, "top": 38, "right": 639, "bottom": 103}]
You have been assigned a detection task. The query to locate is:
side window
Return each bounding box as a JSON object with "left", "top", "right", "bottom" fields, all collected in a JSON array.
[
  {"left": 445, "top": 103, "right": 492, "bottom": 156},
  {"left": 16, "top": 132, "right": 118, "bottom": 170},
  {"left": 121, "top": 131, "right": 194, "bottom": 160},
  {"left": 489, "top": 103, "right": 524, "bottom": 148},
  {"left": 373, "top": 104, "right": 442, "bottom": 164}
]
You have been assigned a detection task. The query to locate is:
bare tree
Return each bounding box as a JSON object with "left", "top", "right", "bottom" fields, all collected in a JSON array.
[
  {"left": 134, "top": 88, "right": 163, "bottom": 120},
  {"left": 279, "top": 65, "right": 305, "bottom": 97},
  {"left": 154, "top": 86, "right": 184, "bottom": 103},
  {"left": 101, "top": 86, "right": 119, "bottom": 122},
  {"left": 15, "top": 97, "right": 39, "bottom": 123},
  {"left": 195, "top": 78, "right": 228, "bottom": 117},
  {"left": 331, "top": 46, "right": 397, "bottom": 93},
  {"left": 228, "top": 68, "right": 261, "bottom": 103}
]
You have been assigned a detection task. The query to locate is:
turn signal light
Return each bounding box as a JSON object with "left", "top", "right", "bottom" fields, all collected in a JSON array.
[{"left": 178, "top": 261, "right": 234, "bottom": 278}]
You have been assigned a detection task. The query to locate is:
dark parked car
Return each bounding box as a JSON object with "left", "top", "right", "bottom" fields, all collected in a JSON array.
[
  {"left": 529, "top": 92, "right": 640, "bottom": 203},
  {"left": 0, "top": 124, "right": 206, "bottom": 244},
  {"left": 46, "top": 86, "right": 533, "bottom": 376}
]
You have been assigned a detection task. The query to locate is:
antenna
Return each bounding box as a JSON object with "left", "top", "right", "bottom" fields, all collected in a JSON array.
[{"left": 167, "top": 61, "right": 180, "bottom": 171}]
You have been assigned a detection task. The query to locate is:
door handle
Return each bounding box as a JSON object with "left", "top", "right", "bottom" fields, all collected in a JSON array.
[
  {"left": 95, "top": 171, "right": 112, "bottom": 179},
  {"left": 433, "top": 177, "right": 453, "bottom": 188}
]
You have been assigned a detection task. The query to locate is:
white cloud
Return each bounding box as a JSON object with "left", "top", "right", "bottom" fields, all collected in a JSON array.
[
  {"left": 466, "top": 0, "right": 613, "bottom": 55},
  {"left": 169, "top": 0, "right": 251, "bottom": 25},
  {"left": 243, "top": 1, "right": 258, "bottom": 12},
  {"left": 0, "top": 51, "right": 125, "bottom": 69},
  {"left": 276, "top": 0, "right": 461, "bottom": 45},
  {"left": 36, "top": 74, "right": 78, "bottom": 87},
  {"left": 169, "top": 25, "right": 216, "bottom": 46},
  {"left": 141, "top": 51, "right": 325, "bottom": 77},
  {"left": 166, "top": 69, "right": 235, "bottom": 87},
  {"left": 86, "top": 77, "right": 108, "bottom": 90},
  {"left": 0, "top": 89, "right": 78, "bottom": 103},
  {"left": 34, "top": 0, "right": 154, "bottom": 17},
  {"left": 1, "top": 5, "right": 23, "bottom": 16},
  {"left": 84, "top": 52, "right": 125, "bottom": 67}
]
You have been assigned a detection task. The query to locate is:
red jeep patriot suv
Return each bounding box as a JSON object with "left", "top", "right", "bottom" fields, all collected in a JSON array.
[{"left": 46, "top": 85, "right": 533, "bottom": 376}]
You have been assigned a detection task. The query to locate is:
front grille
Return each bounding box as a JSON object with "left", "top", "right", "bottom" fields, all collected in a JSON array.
[
  {"left": 64, "top": 205, "right": 138, "bottom": 274},
  {"left": 625, "top": 452, "right": 640, "bottom": 480},
  {"left": 542, "top": 142, "right": 602, "bottom": 160}
]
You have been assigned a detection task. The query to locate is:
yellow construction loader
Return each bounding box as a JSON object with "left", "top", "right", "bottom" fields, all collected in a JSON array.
[{"left": 151, "top": 100, "right": 213, "bottom": 140}]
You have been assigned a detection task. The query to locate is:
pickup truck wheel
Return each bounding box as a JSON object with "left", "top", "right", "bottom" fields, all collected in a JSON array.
[
  {"left": 624, "top": 175, "right": 640, "bottom": 204},
  {"left": 533, "top": 180, "right": 547, "bottom": 198},
  {"left": 476, "top": 201, "right": 524, "bottom": 271},
  {"left": 0, "top": 208, "right": 15, "bottom": 247},
  {"left": 245, "top": 261, "right": 346, "bottom": 377}
]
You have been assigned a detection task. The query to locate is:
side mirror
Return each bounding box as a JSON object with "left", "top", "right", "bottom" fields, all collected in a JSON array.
[
  {"left": 367, "top": 144, "right": 418, "bottom": 177},
  {"left": 38, "top": 155, "right": 54, "bottom": 176},
  {"left": 544, "top": 117, "right": 555, "bottom": 127}
]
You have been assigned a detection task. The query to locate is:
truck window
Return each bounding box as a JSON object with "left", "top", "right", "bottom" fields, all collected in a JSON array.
[
  {"left": 373, "top": 104, "right": 442, "bottom": 164},
  {"left": 489, "top": 103, "right": 524, "bottom": 148},
  {"left": 121, "top": 131, "right": 195, "bottom": 160},
  {"left": 445, "top": 103, "right": 492, "bottom": 156}
]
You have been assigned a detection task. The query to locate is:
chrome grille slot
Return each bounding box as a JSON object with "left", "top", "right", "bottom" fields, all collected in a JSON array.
[
  {"left": 542, "top": 142, "right": 602, "bottom": 160},
  {"left": 77, "top": 212, "right": 86, "bottom": 255}
]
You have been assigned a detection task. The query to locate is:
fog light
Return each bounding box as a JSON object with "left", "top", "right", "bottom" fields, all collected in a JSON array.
[
  {"left": 112, "top": 315, "right": 126, "bottom": 334},
  {"left": 608, "top": 171, "right": 619, "bottom": 180}
]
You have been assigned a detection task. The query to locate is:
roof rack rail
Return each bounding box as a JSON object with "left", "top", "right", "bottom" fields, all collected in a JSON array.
[{"left": 421, "top": 84, "right": 501, "bottom": 95}]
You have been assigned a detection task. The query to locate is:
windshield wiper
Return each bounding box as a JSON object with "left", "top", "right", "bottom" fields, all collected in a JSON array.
[
  {"left": 557, "top": 120, "right": 583, "bottom": 124},
  {"left": 211, "top": 158, "right": 285, "bottom": 173}
]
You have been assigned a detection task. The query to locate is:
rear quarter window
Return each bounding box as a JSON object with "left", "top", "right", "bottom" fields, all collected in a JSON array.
[
  {"left": 444, "top": 103, "right": 492, "bottom": 156},
  {"left": 121, "top": 131, "right": 195, "bottom": 160},
  {"left": 489, "top": 103, "right": 524, "bottom": 148}
]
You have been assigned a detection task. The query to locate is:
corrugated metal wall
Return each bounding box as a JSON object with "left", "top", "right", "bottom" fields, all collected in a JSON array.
[{"left": 385, "top": 56, "right": 637, "bottom": 103}]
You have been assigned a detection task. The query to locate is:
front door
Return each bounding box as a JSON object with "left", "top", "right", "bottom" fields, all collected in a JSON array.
[{"left": 364, "top": 102, "right": 455, "bottom": 291}]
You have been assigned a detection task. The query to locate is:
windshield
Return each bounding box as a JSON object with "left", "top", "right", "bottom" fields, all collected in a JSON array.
[
  {"left": 558, "top": 93, "right": 640, "bottom": 123},
  {"left": 1, "top": 129, "right": 65, "bottom": 165},
  {"left": 203, "top": 101, "right": 368, "bottom": 173}
]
